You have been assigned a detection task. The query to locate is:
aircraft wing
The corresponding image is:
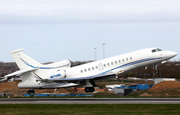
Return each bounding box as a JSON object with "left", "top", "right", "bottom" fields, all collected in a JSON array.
[
  {"left": 4, "top": 68, "right": 38, "bottom": 80},
  {"left": 38, "top": 72, "right": 116, "bottom": 82}
]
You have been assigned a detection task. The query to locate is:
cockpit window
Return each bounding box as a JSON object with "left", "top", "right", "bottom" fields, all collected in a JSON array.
[
  {"left": 152, "top": 48, "right": 162, "bottom": 53},
  {"left": 157, "top": 48, "right": 162, "bottom": 51},
  {"left": 152, "top": 49, "right": 156, "bottom": 53}
]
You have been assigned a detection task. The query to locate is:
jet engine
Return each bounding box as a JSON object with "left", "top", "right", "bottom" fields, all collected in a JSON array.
[{"left": 47, "top": 69, "right": 66, "bottom": 79}]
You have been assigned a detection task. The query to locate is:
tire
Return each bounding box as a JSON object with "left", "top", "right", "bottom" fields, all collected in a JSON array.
[
  {"left": 90, "top": 87, "right": 95, "bottom": 92},
  {"left": 85, "top": 87, "right": 94, "bottom": 93},
  {"left": 85, "top": 87, "right": 90, "bottom": 93}
]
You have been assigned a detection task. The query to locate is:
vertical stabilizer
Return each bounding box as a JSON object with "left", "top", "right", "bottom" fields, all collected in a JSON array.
[{"left": 10, "top": 49, "right": 41, "bottom": 70}]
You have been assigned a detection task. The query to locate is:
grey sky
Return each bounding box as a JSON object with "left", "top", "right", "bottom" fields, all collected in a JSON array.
[
  {"left": 0, "top": 0, "right": 180, "bottom": 63},
  {"left": 1, "top": 0, "right": 180, "bottom": 22}
]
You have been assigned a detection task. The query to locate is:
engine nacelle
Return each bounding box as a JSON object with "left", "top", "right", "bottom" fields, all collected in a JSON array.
[{"left": 46, "top": 70, "right": 66, "bottom": 79}]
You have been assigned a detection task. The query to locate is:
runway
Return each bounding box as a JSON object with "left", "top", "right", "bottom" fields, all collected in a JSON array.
[{"left": 1, "top": 98, "right": 180, "bottom": 104}]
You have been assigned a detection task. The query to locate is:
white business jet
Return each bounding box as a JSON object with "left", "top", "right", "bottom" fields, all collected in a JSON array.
[{"left": 4, "top": 48, "right": 177, "bottom": 92}]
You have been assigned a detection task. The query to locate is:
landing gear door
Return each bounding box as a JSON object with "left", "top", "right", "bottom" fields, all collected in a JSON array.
[{"left": 98, "top": 63, "right": 104, "bottom": 70}]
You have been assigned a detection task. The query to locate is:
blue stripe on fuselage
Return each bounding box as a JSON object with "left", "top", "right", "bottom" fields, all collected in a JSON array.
[{"left": 100, "top": 57, "right": 163, "bottom": 75}]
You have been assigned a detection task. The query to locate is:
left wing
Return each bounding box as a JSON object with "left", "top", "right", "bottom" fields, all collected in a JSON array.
[{"left": 4, "top": 68, "right": 38, "bottom": 81}]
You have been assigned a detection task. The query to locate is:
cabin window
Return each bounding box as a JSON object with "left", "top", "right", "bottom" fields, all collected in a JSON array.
[
  {"left": 126, "top": 58, "right": 128, "bottom": 61},
  {"left": 81, "top": 70, "right": 83, "bottom": 73},
  {"left": 123, "top": 59, "right": 125, "bottom": 62},
  {"left": 84, "top": 69, "right": 87, "bottom": 72},
  {"left": 107, "top": 63, "right": 110, "bottom": 66},
  {"left": 119, "top": 60, "right": 121, "bottom": 63},
  {"left": 115, "top": 61, "right": 117, "bottom": 64},
  {"left": 88, "top": 68, "right": 90, "bottom": 71},
  {"left": 92, "top": 67, "right": 94, "bottom": 70},
  {"left": 96, "top": 66, "right": 98, "bottom": 69},
  {"left": 130, "top": 57, "right": 132, "bottom": 60},
  {"left": 111, "top": 62, "right": 113, "bottom": 65},
  {"left": 104, "top": 64, "right": 106, "bottom": 67}
]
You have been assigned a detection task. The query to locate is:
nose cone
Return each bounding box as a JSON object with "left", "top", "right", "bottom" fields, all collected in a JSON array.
[
  {"left": 162, "top": 51, "right": 177, "bottom": 60},
  {"left": 170, "top": 51, "right": 178, "bottom": 58},
  {"left": 167, "top": 51, "right": 178, "bottom": 59}
]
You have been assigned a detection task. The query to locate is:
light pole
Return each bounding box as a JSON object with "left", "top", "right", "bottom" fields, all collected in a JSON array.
[
  {"left": 102, "top": 43, "right": 105, "bottom": 59},
  {"left": 94, "top": 47, "right": 97, "bottom": 61}
]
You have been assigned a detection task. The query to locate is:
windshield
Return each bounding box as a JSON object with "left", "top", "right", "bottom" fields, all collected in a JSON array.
[
  {"left": 152, "top": 48, "right": 162, "bottom": 53},
  {"left": 157, "top": 48, "right": 162, "bottom": 51}
]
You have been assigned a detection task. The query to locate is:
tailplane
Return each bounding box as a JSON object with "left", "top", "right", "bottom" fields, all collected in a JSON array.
[{"left": 10, "top": 49, "right": 41, "bottom": 70}]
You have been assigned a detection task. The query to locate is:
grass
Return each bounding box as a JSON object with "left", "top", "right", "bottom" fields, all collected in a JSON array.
[{"left": 0, "top": 104, "right": 180, "bottom": 115}]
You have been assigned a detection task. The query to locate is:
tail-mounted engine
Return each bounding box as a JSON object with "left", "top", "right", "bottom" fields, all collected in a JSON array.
[{"left": 47, "top": 69, "right": 66, "bottom": 79}]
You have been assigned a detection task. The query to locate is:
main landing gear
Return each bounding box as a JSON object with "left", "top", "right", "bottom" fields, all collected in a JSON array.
[
  {"left": 85, "top": 87, "right": 95, "bottom": 93},
  {"left": 84, "top": 80, "right": 96, "bottom": 93}
]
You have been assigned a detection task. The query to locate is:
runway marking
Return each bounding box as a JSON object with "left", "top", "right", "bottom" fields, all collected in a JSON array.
[{"left": 1, "top": 98, "right": 180, "bottom": 104}]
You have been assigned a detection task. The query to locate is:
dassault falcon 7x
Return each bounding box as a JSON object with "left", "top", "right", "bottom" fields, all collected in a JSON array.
[{"left": 4, "top": 48, "right": 177, "bottom": 92}]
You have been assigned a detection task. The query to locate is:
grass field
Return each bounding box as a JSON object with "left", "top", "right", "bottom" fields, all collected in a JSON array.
[{"left": 0, "top": 104, "right": 180, "bottom": 115}]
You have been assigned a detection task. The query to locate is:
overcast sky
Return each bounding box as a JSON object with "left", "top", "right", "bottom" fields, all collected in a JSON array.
[{"left": 0, "top": 0, "right": 180, "bottom": 63}]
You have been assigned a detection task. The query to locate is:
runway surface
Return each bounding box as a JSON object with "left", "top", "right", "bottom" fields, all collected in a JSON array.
[{"left": 1, "top": 98, "right": 180, "bottom": 104}]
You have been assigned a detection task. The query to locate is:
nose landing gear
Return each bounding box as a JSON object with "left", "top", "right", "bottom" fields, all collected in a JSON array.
[{"left": 153, "top": 64, "right": 159, "bottom": 74}]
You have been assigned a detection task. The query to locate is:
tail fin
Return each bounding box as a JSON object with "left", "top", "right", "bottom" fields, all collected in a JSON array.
[{"left": 10, "top": 49, "right": 41, "bottom": 70}]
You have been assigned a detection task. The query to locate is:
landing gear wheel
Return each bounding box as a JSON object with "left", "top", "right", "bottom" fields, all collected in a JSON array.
[
  {"left": 156, "top": 71, "right": 159, "bottom": 74},
  {"left": 90, "top": 87, "right": 95, "bottom": 92},
  {"left": 85, "top": 87, "right": 90, "bottom": 92},
  {"left": 85, "top": 87, "right": 95, "bottom": 93}
]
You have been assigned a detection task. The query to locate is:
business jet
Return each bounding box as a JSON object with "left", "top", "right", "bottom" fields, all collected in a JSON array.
[{"left": 4, "top": 48, "right": 177, "bottom": 93}]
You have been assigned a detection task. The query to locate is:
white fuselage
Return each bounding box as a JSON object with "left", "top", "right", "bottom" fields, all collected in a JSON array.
[
  {"left": 65, "top": 48, "right": 175, "bottom": 79},
  {"left": 15, "top": 48, "right": 177, "bottom": 89}
]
